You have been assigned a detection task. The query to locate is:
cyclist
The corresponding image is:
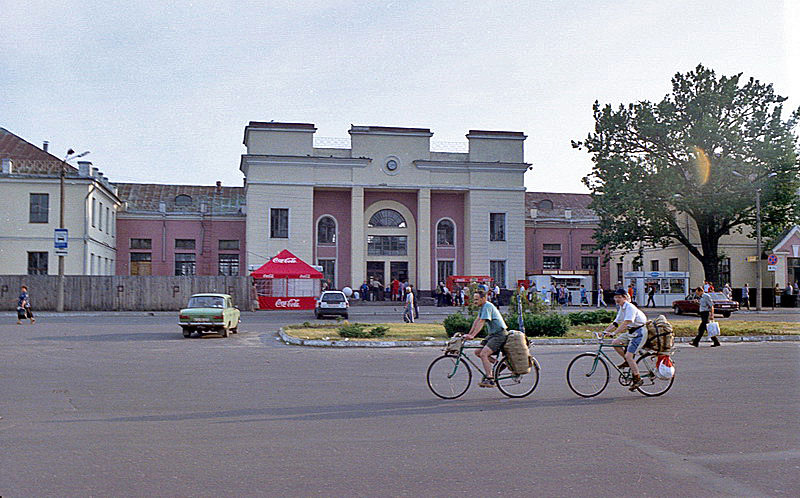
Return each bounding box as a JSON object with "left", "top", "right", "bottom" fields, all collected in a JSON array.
[
  {"left": 463, "top": 289, "right": 508, "bottom": 388},
  {"left": 602, "top": 288, "right": 648, "bottom": 391}
]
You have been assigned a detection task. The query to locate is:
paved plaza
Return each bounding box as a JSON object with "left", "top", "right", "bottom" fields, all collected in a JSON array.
[{"left": 2, "top": 312, "right": 799, "bottom": 496}]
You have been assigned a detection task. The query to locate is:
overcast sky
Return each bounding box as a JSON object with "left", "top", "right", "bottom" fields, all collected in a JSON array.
[{"left": 2, "top": 0, "right": 797, "bottom": 192}]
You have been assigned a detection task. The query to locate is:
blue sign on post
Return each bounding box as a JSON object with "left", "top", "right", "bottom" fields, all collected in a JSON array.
[{"left": 54, "top": 229, "right": 68, "bottom": 254}]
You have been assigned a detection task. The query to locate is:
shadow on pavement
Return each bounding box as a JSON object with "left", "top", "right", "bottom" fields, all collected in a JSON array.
[{"left": 32, "top": 332, "right": 185, "bottom": 342}]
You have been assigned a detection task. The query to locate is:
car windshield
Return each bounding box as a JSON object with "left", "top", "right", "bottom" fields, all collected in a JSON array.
[
  {"left": 322, "top": 293, "right": 345, "bottom": 303},
  {"left": 709, "top": 293, "right": 727, "bottom": 301},
  {"left": 187, "top": 296, "right": 225, "bottom": 308}
]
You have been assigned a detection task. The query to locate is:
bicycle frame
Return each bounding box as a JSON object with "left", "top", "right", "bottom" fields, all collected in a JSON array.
[{"left": 446, "top": 344, "right": 518, "bottom": 382}]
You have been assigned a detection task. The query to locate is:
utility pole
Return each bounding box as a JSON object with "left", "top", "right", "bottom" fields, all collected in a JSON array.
[
  {"left": 755, "top": 188, "right": 762, "bottom": 312},
  {"left": 56, "top": 149, "right": 89, "bottom": 312}
]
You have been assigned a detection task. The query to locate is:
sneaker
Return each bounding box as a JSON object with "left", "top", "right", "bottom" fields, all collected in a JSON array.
[
  {"left": 478, "top": 378, "right": 496, "bottom": 388},
  {"left": 629, "top": 377, "right": 644, "bottom": 391},
  {"left": 710, "top": 342, "right": 721, "bottom": 348},
  {"left": 689, "top": 341, "right": 699, "bottom": 348}
]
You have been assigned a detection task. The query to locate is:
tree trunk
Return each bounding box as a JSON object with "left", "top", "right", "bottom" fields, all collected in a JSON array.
[{"left": 700, "top": 256, "right": 721, "bottom": 289}]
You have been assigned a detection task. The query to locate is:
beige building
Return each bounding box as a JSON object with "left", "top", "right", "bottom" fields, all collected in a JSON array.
[{"left": 0, "top": 128, "right": 121, "bottom": 275}]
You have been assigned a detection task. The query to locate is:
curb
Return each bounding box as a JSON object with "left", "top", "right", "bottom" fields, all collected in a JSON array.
[{"left": 277, "top": 328, "right": 800, "bottom": 348}]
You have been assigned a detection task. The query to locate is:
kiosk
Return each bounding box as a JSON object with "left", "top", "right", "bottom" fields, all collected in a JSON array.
[
  {"left": 623, "top": 271, "right": 690, "bottom": 307},
  {"left": 251, "top": 250, "right": 323, "bottom": 310}
]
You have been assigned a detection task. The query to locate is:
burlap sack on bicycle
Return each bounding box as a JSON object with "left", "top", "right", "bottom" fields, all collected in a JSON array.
[
  {"left": 644, "top": 315, "right": 674, "bottom": 352},
  {"left": 503, "top": 330, "right": 532, "bottom": 375}
]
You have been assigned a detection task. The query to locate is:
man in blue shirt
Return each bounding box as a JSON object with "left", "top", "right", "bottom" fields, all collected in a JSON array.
[{"left": 463, "top": 289, "right": 508, "bottom": 387}]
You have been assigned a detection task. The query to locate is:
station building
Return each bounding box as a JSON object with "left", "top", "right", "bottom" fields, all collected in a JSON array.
[{"left": 240, "top": 122, "right": 529, "bottom": 294}]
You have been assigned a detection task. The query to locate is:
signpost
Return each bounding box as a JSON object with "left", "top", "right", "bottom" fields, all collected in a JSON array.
[{"left": 54, "top": 228, "right": 68, "bottom": 255}]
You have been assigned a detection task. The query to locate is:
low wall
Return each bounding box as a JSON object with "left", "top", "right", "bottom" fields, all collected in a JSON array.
[{"left": 0, "top": 275, "right": 253, "bottom": 311}]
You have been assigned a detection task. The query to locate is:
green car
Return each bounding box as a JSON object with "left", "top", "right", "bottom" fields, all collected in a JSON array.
[{"left": 178, "top": 293, "right": 240, "bottom": 338}]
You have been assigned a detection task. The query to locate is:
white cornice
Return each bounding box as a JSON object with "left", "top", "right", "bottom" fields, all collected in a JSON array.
[
  {"left": 415, "top": 160, "right": 530, "bottom": 173},
  {"left": 244, "top": 180, "right": 526, "bottom": 192},
  {"left": 242, "top": 155, "right": 371, "bottom": 168}
]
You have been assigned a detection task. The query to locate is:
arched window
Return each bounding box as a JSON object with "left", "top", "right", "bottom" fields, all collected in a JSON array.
[
  {"left": 538, "top": 199, "right": 553, "bottom": 210},
  {"left": 317, "top": 216, "right": 336, "bottom": 244},
  {"left": 437, "top": 219, "right": 454, "bottom": 246},
  {"left": 368, "top": 209, "right": 406, "bottom": 228},
  {"left": 175, "top": 194, "right": 192, "bottom": 206}
]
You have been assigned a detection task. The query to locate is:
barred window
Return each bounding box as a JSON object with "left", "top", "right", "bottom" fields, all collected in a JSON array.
[
  {"left": 543, "top": 243, "right": 561, "bottom": 251},
  {"left": 175, "top": 253, "right": 196, "bottom": 276},
  {"left": 489, "top": 213, "right": 505, "bottom": 241},
  {"left": 218, "top": 254, "right": 239, "bottom": 276},
  {"left": 490, "top": 260, "right": 506, "bottom": 287},
  {"left": 368, "top": 209, "right": 406, "bottom": 228},
  {"left": 367, "top": 235, "right": 407, "bottom": 256},
  {"left": 543, "top": 256, "right": 561, "bottom": 270},
  {"left": 271, "top": 208, "right": 289, "bottom": 238},
  {"left": 130, "top": 238, "right": 152, "bottom": 249},
  {"left": 27, "top": 251, "right": 48, "bottom": 275}
]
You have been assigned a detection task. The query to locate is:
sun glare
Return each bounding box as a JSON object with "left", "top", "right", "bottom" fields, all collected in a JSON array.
[{"left": 693, "top": 146, "right": 710, "bottom": 185}]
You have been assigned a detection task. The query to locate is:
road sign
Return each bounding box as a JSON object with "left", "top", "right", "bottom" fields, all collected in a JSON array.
[
  {"left": 54, "top": 229, "right": 68, "bottom": 255},
  {"left": 767, "top": 254, "right": 778, "bottom": 265},
  {"left": 767, "top": 265, "right": 777, "bottom": 272},
  {"left": 746, "top": 256, "right": 758, "bottom": 262}
]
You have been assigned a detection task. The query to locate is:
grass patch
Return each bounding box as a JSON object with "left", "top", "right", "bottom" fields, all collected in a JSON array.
[
  {"left": 565, "top": 320, "right": 800, "bottom": 338},
  {"left": 286, "top": 322, "right": 447, "bottom": 341}
]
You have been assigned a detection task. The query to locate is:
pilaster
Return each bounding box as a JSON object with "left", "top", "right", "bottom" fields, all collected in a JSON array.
[
  {"left": 417, "top": 188, "right": 431, "bottom": 291},
  {"left": 350, "top": 186, "right": 365, "bottom": 288}
]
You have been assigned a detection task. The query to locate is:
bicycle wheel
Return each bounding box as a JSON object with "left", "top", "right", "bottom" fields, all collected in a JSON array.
[
  {"left": 635, "top": 354, "right": 675, "bottom": 397},
  {"left": 566, "top": 353, "right": 609, "bottom": 398},
  {"left": 427, "top": 355, "right": 472, "bottom": 399},
  {"left": 494, "top": 356, "right": 540, "bottom": 398}
]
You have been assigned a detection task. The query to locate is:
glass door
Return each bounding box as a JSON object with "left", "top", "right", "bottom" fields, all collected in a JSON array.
[{"left": 390, "top": 261, "right": 409, "bottom": 283}]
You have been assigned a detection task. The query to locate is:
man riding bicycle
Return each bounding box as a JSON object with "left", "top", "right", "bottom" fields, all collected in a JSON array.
[
  {"left": 602, "top": 288, "right": 648, "bottom": 390},
  {"left": 463, "top": 289, "right": 508, "bottom": 388}
]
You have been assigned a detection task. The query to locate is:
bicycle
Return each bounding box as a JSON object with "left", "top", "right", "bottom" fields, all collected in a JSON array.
[
  {"left": 566, "top": 332, "right": 675, "bottom": 398},
  {"left": 427, "top": 334, "right": 540, "bottom": 399}
]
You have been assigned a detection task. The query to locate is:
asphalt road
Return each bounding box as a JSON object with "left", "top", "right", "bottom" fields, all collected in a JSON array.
[{"left": 2, "top": 313, "right": 799, "bottom": 497}]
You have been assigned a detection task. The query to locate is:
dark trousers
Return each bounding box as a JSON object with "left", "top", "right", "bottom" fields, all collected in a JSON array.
[
  {"left": 693, "top": 311, "right": 719, "bottom": 344},
  {"left": 646, "top": 295, "right": 655, "bottom": 307}
]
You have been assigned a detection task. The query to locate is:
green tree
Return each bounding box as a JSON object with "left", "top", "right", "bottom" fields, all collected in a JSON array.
[{"left": 573, "top": 64, "right": 800, "bottom": 285}]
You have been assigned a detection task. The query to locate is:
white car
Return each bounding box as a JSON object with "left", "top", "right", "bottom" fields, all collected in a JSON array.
[{"left": 315, "top": 291, "right": 349, "bottom": 319}]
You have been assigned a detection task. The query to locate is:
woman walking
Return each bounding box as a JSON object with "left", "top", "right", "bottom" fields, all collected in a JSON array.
[
  {"left": 403, "top": 287, "right": 415, "bottom": 323},
  {"left": 16, "top": 285, "right": 35, "bottom": 325}
]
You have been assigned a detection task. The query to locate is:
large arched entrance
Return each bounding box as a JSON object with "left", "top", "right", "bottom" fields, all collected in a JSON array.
[{"left": 363, "top": 201, "right": 416, "bottom": 293}]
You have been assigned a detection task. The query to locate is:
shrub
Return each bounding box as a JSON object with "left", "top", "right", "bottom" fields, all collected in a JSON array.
[
  {"left": 338, "top": 323, "right": 369, "bottom": 338},
  {"left": 443, "top": 313, "right": 483, "bottom": 338},
  {"left": 369, "top": 325, "right": 389, "bottom": 337},
  {"left": 566, "top": 309, "right": 616, "bottom": 325},
  {"left": 507, "top": 312, "right": 570, "bottom": 337}
]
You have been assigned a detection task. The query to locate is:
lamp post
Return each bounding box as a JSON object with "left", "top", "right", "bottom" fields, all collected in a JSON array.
[
  {"left": 57, "top": 149, "right": 90, "bottom": 312},
  {"left": 732, "top": 171, "right": 777, "bottom": 312}
]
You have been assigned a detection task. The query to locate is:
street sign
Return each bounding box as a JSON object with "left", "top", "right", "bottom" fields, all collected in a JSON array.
[
  {"left": 746, "top": 256, "right": 758, "bottom": 262},
  {"left": 767, "top": 265, "right": 777, "bottom": 272},
  {"left": 54, "top": 229, "right": 68, "bottom": 255},
  {"left": 767, "top": 254, "right": 778, "bottom": 265}
]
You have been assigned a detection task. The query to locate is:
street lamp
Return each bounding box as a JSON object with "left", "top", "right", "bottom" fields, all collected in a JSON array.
[
  {"left": 57, "top": 149, "right": 90, "bottom": 312},
  {"left": 732, "top": 170, "right": 777, "bottom": 312}
]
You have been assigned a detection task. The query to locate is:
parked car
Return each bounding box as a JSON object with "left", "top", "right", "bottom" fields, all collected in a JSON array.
[
  {"left": 672, "top": 292, "right": 739, "bottom": 318},
  {"left": 178, "top": 293, "right": 240, "bottom": 338},
  {"left": 315, "top": 291, "right": 349, "bottom": 319}
]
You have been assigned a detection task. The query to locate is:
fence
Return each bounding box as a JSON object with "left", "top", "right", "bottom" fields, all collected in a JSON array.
[{"left": 0, "top": 275, "right": 254, "bottom": 311}]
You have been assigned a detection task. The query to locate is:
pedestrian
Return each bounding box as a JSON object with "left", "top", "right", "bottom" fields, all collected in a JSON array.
[
  {"left": 690, "top": 287, "right": 720, "bottom": 347},
  {"left": 360, "top": 281, "right": 370, "bottom": 302},
  {"left": 493, "top": 283, "right": 501, "bottom": 306},
  {"left": 723, "top": 283, "right": 732, "bottom": 300},
  {"left": 403, "top": 287, "right": 415, "bottom": 323},
  {"left": 391, "top": 278, "right": 400, "bottom": 301},
  {"left": 703, "top": 281, "right": 710, "bottom": 292},
  {"left": 741, "top": 283, "right": 750, "bottom": 310},
  {"left": 627, "top": 283, "right": 634, "bottom": 302},
  {"left": 444, "top": 285, "right": 452, "bottom": 306},
  {"left": 436, "top": 281, "right": 446, "bottom": 307},
  {"left": 646, "top": 284, "right": 656, "bottom": 308},
  {"left": 579, "top": 285, "right": 588, "bottom": 307},
  {"left": 408, "top": 284, "right": 419, "bottom": 319},
  {"left": 16, "top": 285, "right": 35, "bottom": 325},
  {"left": 597, "top": 284, "right": 607, "bottom": 307}
]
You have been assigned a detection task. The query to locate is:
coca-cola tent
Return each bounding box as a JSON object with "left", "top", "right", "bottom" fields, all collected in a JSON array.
[{"left": 251, "top": 250, "right": 323, "bottom": 310}]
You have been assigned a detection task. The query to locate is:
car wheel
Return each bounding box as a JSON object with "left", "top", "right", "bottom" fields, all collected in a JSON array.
[
  {"left": 722, "top": 312, "right": 731, "bottom": 318},
  {"left": 220, "top": 326, "right": 229, "bottom": 338},
  {"left": 231, "top": 321, "right": 239, "bottom": 333},
  {"left": 343, "top": 313, "right": 349, "bottom": 320},
  {"left": 315, "top": 311, "right": 321, "bottom": 319},
  {"left": 182, "top": 327, "right": 192, "bottom": 338},
  {"left": 674, "top": 306, "right": 682, "bottom": 315}
]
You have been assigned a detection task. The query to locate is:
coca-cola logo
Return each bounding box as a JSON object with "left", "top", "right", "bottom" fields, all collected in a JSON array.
[
  {"left": 274, "top": 298, "right": 301, "bottom": 308},
  {"left": 272, "top": 257, "right": 297, "bottom": 264}
]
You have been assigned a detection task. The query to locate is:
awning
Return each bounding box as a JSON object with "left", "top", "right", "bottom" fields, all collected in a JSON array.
[{"left": 250, "top": 250, "right": 323, "bottom": 279}]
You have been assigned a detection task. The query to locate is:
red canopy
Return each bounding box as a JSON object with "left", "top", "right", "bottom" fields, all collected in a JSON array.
[{"left": 250, "top": 250, "right": 323, "bottom": 279}]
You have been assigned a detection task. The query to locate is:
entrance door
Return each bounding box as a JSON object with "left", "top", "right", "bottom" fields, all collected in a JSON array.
[
  {"left": 367, "top": 261, "right": 385, "bottom": 285},
  {"left": 390, "top": 262, "right": 408, "bottom": 283}
]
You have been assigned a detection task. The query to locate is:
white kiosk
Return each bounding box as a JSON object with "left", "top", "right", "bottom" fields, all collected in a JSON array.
[{"left": 623, "top": 271, "right": 689, "bottom": 307}]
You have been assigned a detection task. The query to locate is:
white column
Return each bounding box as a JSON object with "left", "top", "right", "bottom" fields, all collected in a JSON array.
[
  {"left": 417, "top": 188, "right": 431, "bottom": 291},
  {"left": 350, "top": 186, "right": 364, "bottom": 289}
]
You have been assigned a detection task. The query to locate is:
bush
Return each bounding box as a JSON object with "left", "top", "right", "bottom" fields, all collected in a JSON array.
[
  {"left": 338, "top": 323, "right": 390, "bottom": 338},
  {"left": 443, "top": 313, "right": 484, "bottom": 338},
  {"left": 566, "top": 309, "right": 616, "bottom": 325},
  {"left": 507, "top": 312, "right": 570, "bottom": 337},
  {"left": 369, "top": 325, "right": 389, "bottom": 337}
]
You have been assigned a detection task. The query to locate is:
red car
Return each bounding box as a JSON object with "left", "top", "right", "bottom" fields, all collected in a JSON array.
[{"left": 671, "top": 292, "right": 739, "bottom": 318}]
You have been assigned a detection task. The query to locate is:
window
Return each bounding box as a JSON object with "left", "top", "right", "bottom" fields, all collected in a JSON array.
[
  {"left": 538, "top": 199, "right": 553, "bottom": 210},
  {"left": 367, "top": 235, "right": 407, "bottom": 256},
  {"left": 543, "top": 243, "right": 561, "bottom": 251},
  {"left": 437, "top": 219, "right": 454, "bottom": 246},
  {"left": 633, "top": 260, "right": 642, "bottom": 271},
  {"left": 106, "top": 206, "right": 110, "bottom": 233},
  {"left": 218, "top": 254, "right": 240, "bottom": 276},
  {"left": 368, "top": 209, "right": 406, "bottom": 228},
  {"left": 490, "top": 260, "right": 506, "bottom": 288},
  {"left": 718, "top": 258, "right": 731, "bottom": 287},
  {"left": 98, "top": 202, "right": 103, "bottom": 231},
  {"left": 318, "top": 259, "right": 335, "bottom": 287},
  {"left": 489, "top": 213, "right": 505, "bottom": 241},
  {"left": 130, "top": 238, "right": 152, "bottom": 249},
  {"left": 29, "top": 194, "right": 49, "bottom": 223},
  {"left": 543, "top": 256, "right": 561, "bottom": 270},
  {"left": 130, "top": 252, "right": 152, "bottom": 276},
  {"left": 669, "top": 258, "right": 679, "bottom": 272},
  {"left": 175, "top": 239, "right": 195, "bottom": 249},
  {"left": 27, "top": 251, "right": 48, "bottom": 275},
  {"left": 650, "top": 260, "right": 659, "bottom": 272},
  {"left": 437, "top": 260, "right": 454, "bottom": 285},
  {"left": 270, "top": 208, "right": 289, "bottom": 238},
  {"left": 91, "top": 198, "right": 96, "bottom": 227},
  {"left": 90, "top": 253, "right": 95, "bottom": 275},
  {"left": 218, "top": 239, "right": 240, "bottom": 250},
  {"left": 581, "top": 256, "right": 598, "bottom": 270},
  {"left": 317, "top": 216, "right": 336, "bottom": 244},
  {"left": 581, "top": 244, "right": 595, "bottom": 252},
  {"left": 175, "top": 253, "right": 196, "bottom": 275},
  {"left": 617, "top": 262, "right": 623, "bottom": 281},
  {"left": 175, "top": 194, "right": 192, "bottom": 206}
]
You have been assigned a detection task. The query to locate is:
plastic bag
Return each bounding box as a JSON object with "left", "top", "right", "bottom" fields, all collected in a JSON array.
[
  {"left": 706, "top": 321, "right": 720, "bottom": 338},
  {"left": 656, "top": 355, "right": 675, "bottom": 380}
]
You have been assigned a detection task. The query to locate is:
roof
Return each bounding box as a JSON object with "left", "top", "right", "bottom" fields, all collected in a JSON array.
[
  {"left": 349, "top": 125, "right": 433, "bottom": 136},
  {"left": 770, "top": 225, "right": 800, "bottom": 253},
  {"left": 0, "top": 127, "right": 78, "bottom": 176},
  {"left": 115, "top": 182, "right": 245, "bottom": 215},
  {"left": 466, "top": 130, "right": 526, "bottom": 139},
  {"left": 251, "top": 250, "right": 323, "bottom": 279},
  {"left": 525, "top": 191, "right": 598, "bottom": 221},
  {"left": 247, "top": 121, "right": 316, "bottom": 131}
]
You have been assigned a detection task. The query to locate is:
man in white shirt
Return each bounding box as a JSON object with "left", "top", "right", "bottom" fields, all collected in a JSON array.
[{"left": 602, "top": 288, "right": 648, "bottom": 390}]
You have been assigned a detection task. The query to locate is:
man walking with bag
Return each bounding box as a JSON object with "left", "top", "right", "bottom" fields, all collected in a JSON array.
[{"left": 690, "top": 287, "right": 720, "bottom": 347}]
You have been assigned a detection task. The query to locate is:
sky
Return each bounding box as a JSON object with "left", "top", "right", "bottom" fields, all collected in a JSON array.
[{"left": 2, "top": 0, "right": 798, "bottom": 193}]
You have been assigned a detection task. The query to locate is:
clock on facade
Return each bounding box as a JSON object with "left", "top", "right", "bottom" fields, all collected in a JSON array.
[{"left": 386, "top": 159, "right": 398, "bottom": 171}]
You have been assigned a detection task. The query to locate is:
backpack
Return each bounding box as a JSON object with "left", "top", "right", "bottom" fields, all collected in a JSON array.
[
  {"left": 503, "top": 330, "right": 532, "bottom": 375},
  {"left": 644, "top": 315, "right": 674, "bottom": 352}
]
